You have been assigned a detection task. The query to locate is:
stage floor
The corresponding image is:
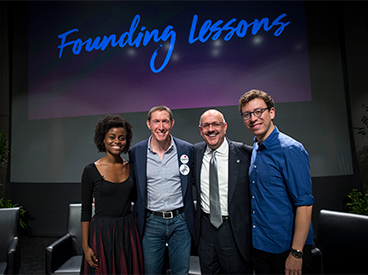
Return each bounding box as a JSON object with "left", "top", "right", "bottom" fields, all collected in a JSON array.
[{"left": 20, "top": 235, "right": 58, "bottom": 275}]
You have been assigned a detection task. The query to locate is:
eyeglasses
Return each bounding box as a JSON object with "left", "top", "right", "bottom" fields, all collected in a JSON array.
[
  {"left": 200, "top": 122, "right": 224, "bottom": 130},
  {"left": 241, "top": 108, "right": 269, "bottom": 120}
]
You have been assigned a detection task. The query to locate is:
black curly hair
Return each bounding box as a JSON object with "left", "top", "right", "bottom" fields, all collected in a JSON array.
[
  {"left": 238, "top": 89, "right": 275, "bottom": 114},
  {"left": 94, "top": 115, "right": 133, "bottom": 153}
]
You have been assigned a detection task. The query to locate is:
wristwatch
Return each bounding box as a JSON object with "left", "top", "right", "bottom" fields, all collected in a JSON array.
[{"left": 290, "top": 248, "right": 303, "bottom": 259}]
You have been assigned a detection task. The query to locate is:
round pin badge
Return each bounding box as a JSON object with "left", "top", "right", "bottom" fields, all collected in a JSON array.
[
  {"left": 180, "top": 154, "right": 189, "bottom": 164},
  {"left": 179, "top": 164, "right": 190, "bottom": 175}
]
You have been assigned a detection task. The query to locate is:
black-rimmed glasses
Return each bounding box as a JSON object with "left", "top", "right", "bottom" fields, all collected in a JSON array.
[
  {"left": 241, "top": 108, "right": 269, "bottom": 120},
  {"left": 200, "top": 122, "right": 224, "bottom": 129}
]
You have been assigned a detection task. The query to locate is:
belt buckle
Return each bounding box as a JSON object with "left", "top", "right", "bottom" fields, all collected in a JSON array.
[{"left": 162, "top": 211, "right": 173, "bottom": 219}]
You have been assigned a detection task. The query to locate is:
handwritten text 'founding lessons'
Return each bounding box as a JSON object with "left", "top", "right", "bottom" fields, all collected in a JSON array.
[{"left": 58, "top": 14, "right": 290, "bottom": 73}]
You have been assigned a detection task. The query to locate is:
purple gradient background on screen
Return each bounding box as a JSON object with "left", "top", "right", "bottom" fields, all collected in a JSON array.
[{"left": 28, "top": 1, "right": 311, "bottom": 120}]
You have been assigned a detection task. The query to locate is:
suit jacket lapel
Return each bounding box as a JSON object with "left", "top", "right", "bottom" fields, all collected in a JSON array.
[
  {"left": 175, "top": 138, "right": 188, "bottom": 197},
  {"left": 228, "top": 139, "right": 240, "bottom": 205},
  {"left": 136, "top": 141, "right": 148, "bottom": 203},
  {"left": 196, "top": 142, "right": 206, "bottom": 194}
]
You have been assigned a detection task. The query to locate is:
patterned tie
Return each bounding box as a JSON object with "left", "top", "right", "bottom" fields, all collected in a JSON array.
[{"left": 209, "top": 150, "right": 222, "bottom": 228}]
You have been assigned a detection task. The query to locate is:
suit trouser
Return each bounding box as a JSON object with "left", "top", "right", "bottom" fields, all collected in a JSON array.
[{"left": 198, "top": 214, "right": 252, "bottom": 275}]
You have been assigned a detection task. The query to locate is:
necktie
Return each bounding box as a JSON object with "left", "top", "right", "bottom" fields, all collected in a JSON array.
[{"left": 209, "top": 150, "right": 222, "bottom": 228}]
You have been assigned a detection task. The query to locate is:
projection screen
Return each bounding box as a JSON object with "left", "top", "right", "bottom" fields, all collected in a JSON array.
[{"left": 10, "top": 1, "right": 353, "bottom": 182}]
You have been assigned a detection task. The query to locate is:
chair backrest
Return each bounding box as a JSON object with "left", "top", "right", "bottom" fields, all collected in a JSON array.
[
  {"left": 67, "top": 204, "right": 83, "bottom": 255},
  {"left": 316, "top": 209, "right": 368, "bottom": 274},
  {"left": 0, "top": 207, "right": 20, "bottom": 261},
  {"left": 67, "top": 203, "right": 96, "bottom": 255}
]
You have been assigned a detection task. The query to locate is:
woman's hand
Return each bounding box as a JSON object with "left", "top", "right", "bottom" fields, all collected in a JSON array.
[
  {"left": 84, "top": 246, "right": 99, "bottom": 269},
  {"left": 81, "top": 221, "right": 98, "bottom": 269}
]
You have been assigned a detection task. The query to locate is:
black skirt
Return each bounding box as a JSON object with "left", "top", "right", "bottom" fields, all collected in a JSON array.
[{"left": 81, "top": 212, "right": 143, "bottom": 274}]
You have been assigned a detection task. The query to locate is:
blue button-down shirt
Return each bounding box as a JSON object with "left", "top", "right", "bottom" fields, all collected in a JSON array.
[
  {"left": 249, "top": 126, "right": 314, "bottom": 253},
  {"left": 146, "top": 135, "right": 183, "bottom": 212}
]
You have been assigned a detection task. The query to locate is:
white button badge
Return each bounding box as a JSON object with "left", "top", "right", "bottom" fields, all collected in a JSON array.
[
  {"left": 180, "top": 154, "right": 189, "bottom": 164},
  {"left": 180, "top": 164, "right": 190, "bottom": 175}
]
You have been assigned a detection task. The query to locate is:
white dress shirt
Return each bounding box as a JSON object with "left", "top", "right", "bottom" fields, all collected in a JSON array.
[{"left": 200, "top": 138, "right": 229, "bottom": 216}]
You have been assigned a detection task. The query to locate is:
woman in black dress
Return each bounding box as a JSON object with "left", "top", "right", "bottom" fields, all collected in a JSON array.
[{"left": 80, "top": 115, "right": 143, "bottom": 274}]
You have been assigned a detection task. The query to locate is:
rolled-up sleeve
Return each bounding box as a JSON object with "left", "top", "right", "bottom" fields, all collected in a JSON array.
[{"left": 282, "top": 144, "right": 314, "bottom": 206}]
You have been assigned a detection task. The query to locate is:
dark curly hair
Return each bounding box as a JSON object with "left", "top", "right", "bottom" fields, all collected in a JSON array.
[
  {"left": 94, "top": 115, "right": 133, "bottom": 153},
  {"left": 239, "top": 89, "right": 275, "bottom": 114}
]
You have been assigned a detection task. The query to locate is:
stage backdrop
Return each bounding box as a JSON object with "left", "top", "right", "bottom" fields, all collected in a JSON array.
[{"left": 11, "top": 1, "right": 353, "bottom": 183}]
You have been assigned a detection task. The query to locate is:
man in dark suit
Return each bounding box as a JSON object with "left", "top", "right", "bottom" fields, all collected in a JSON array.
[
  {"left": 194, "top": 109, "right": 252, "bottom": 274},
  {"left": 129, "top": 105, "right": 196, "bottom": 275}
]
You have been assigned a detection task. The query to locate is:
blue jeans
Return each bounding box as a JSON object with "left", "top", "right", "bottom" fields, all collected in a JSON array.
[{"left": 142, "top": 211, "right": 191, "bottom": 275}]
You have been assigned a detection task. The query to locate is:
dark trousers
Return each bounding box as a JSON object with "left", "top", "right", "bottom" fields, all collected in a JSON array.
[
  {"left": 252, "top": 245, "right": 313, "bottom": 275},
  {"left": 198, "top": 214, "right": 252, "bottom": 275}
]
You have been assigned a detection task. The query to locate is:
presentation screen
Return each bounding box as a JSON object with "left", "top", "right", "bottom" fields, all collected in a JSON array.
[{"left": 11, "top": 1, "right": 353, "bottom": 182}]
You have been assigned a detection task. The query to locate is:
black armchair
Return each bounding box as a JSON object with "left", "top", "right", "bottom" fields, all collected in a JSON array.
[
  {"left": 45, "top": 203, "right": 89, "bottom": 275},
  {"left": 0, "top": 207, "right": 20, "bottom": 275},
  {"left": 316, "top": 209, "right": 368, "bottom": 274},
  {"left": 311, "top": 247, "right": 322, "bottom": 274}
]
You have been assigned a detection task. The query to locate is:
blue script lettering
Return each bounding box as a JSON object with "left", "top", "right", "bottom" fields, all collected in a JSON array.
[
  {"left": 188, "top": 13, "right": 290, "bottom": 44},
  {"left": 58, "top": 14, "right": 176, "bottom": 73}
]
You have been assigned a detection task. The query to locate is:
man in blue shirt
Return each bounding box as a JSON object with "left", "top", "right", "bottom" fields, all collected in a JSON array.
[
  {"left": 129, "top": 105, "right": 196, "bottom": 274},
  {"left": 238, "top": 90, "right": 314, "bottom": 275}
]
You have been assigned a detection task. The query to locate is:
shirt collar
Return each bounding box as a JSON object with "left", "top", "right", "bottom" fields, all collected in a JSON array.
[
  {"left": 148, "top": 134, "right": 175, "bottom": 153},
  {"left": 253, "top": 126, "right": 279, "bottom": 150},
  {"left": 205, "top": 137, "right": 228, "bottom": 155}
]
